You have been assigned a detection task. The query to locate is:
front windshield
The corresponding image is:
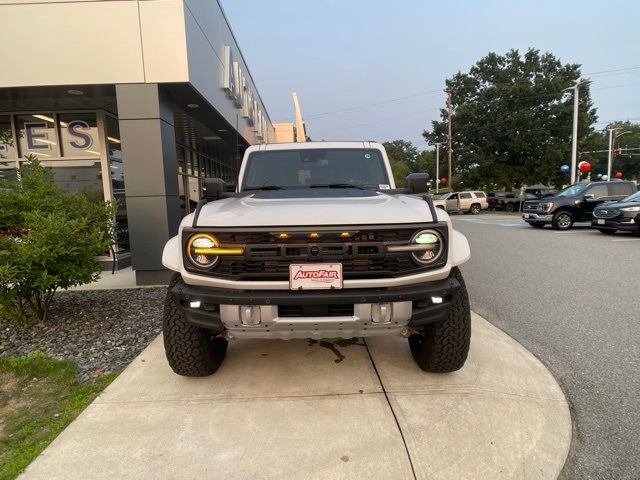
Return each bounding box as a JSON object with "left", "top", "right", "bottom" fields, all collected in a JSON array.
[
  {"left": 555, "top": 183, "right": 590, "bottom": 198},
  {"left": 439, "top": 193, "right": 451, "bottom": 200},
  {"left": 241, "top": 148, "right": 390, "bottom": 190},
  {"left": 623, "top": 191, "right": 640, "bottom": 202}
]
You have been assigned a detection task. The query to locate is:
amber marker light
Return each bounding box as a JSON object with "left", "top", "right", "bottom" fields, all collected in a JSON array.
[
  {"left": 340, "top": 231, "right": 351, "bottom": 238},
  {"left": 309, "top": 232, "right": 320, "bottom": 239},
  {"left": 277, "top": 233, "right": 289, "bottom": 239}
]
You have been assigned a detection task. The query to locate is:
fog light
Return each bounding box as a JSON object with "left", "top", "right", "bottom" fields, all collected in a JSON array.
[
  {"left": 431, "top": 296, "right": 443, "bottom": 304},
  {"left": 372, "top": 302, "right": 392, "bottom": 324},
  {"left": 240, "top": 305, "right": 261, "bottom": 326},
  {"left": 189, "top": 300, "right": 202, "bottom": 309}
]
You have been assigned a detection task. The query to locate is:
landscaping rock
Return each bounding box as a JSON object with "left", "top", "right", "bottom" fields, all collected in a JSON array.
[{"left": 0, "top": 288, "right": 164, "bottom": 380}]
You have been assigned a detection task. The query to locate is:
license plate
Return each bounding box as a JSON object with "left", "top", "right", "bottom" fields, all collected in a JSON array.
[
  {"left": 597, "top": 219, "right": 605, "bottom": 225},
  {"left": 523, "top": 214, "right": 530, "bottom": 219},
  {"left": 289, "top": 263, "right": 343, "bottom": 290}
]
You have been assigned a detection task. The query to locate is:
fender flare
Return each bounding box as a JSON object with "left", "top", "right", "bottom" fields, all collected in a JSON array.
[
  {"left": 450, "top": 229, "right": 471, "bottom": 266},
  {"left": 162, "top": 236, "right": 182, "bottom": 272}
]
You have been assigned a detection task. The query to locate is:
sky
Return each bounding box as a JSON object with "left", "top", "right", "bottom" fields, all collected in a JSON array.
[{"left": 222, "top": 0, "right": 640, "bottom": 150}]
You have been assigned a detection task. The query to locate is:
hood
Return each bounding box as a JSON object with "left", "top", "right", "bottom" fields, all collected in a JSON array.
[
  {"left": 192, "top": 190, "right": 439, "bottom": 227},
  {"left": 524, "top": 195, "right": 563, "bottom": 205},
  {"left": 594, "top": 200, "right": 639, "bottom": 210}
]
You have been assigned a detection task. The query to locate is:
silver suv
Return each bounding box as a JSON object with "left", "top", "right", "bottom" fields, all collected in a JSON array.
[{"left": 433, "top": 191, "right": 488, "bottom": 214}]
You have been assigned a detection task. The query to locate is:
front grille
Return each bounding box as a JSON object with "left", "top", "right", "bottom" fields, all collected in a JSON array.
[
  {"left": 523, "top": 204, "right": 538, "bottom": 213},
  {"left": 183, "top": 224, "right": 448, "bottom": 280},
  {"left": 593, "top": 209, "right": 619, "bottom": 219},
  {"left": 278, "top": 304, "right": 354, "bottom": 317}
]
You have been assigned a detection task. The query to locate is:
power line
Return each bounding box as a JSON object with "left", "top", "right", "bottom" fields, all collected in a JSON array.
[
  {"left": 306, "top": 89, "right": 443, "bottom": 119},
  {"left": 584, "top": 66, "right": 640, "bottom": 76}
]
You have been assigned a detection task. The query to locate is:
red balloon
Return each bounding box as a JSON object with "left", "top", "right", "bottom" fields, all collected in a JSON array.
[
  {"left": 579, "top": 161, "right": 591, "bottom": 172},
  {"left": 440, "top": 177, "right": 447, "bottom": 184},
  {"left": 615, "top": 171, "right": 623, "bottom": 179}
]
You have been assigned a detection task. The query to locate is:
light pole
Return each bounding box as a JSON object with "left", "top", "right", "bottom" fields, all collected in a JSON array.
[
  {"left": 563, "top": 80, "right": 590, "bottom": 184},
  {"left": 607, "top": 128, "right": 631, "bottom": 179}
]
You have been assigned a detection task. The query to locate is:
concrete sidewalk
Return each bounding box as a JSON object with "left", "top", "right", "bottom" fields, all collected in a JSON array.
[{"left": 19, "top": 313, "right": 571, "bottom": 480}]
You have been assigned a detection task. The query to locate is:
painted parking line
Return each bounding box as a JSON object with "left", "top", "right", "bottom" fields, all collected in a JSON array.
[
  {"left": 611, "top": 238, "right": 640, "bottom": 242},
  {"left": 498, "top": 223, "right": 530, "bottom": 228}
]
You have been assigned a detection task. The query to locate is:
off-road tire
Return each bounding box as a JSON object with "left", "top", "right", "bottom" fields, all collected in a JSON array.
[
  {"left": 552, "top": 210, "right": 574, "bottom": 230},
  {"left": 408, "top": 267, "right": 471, "bottom": 373},
  {"left": 529, "top": 222, "right": 545, "bottom": 228},
  {"left": 470, "top": 203, "right": 481, "bottom": 215},
  {"left": 598, "top": 229, "right": 616, "bottom": 235},
  {"left": 505, "top": 203, "right": 516, "bottom": 213},
  {"left": 163, "top": 274, "right": 228, "bottom": 377}
]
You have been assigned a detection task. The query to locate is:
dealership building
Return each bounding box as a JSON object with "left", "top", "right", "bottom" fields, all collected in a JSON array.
[{"left": 0, "top": 0, "right": 295, "bottom": 284}]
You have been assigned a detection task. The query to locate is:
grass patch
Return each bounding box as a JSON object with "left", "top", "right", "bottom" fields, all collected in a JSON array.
[{"left": 0, "top": 352, "right": 119, "bottom": 480}]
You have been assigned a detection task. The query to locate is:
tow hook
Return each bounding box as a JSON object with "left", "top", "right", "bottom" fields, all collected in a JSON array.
[
  {"left": 399, "top": 326, "right": 415, "bottom": 338},
  {"left": 222, "top": 330, "right": 234, "bottom": 341}
]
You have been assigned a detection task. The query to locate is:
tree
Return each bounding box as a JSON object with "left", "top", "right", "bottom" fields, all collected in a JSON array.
[
  {"left": 0, "top": 158, "right": 116, "bottom": 322},
  {"left": 423, "top": 49, "right": 598, "bottom": 190},
  {"left": 383, "top": 140, "right": 419, "bottom": 186},
  {"left": 589, "top": 122, "right": 640, "bottom": 180}
]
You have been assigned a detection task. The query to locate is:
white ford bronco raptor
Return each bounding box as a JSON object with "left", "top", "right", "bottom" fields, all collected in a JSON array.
[{"left": 161, "top": 142, "right": 472, "bottom": 376}]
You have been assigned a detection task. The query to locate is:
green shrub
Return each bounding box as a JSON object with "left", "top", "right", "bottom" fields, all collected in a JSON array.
[{"left": 0, "top": 158, "right": 116, "bottom": 323}]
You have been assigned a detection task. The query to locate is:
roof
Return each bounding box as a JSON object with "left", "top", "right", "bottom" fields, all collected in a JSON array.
[{"left": 246, "top": 141, "right": 383, "bottom": 152}]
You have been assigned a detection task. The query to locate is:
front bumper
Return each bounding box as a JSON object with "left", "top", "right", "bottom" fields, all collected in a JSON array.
[
  {"left": 522, "top": 213, "right": 553, "bottom": 222},
  {"left": 171, "top": 277, "right": 460, "bottom": 339},
  {"left": 591, "top": 215, "right": 640, "bottom": 232}
]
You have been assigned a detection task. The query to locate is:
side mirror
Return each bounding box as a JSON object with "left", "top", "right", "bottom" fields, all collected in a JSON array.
[
  {"left": 203, "top": 177, "right": 227, "bottom": 201},
  {"left": 406, "top": 173, "right": 431, "bottom": 194},
  {"left": 583, "top": 193, "right": 595, "bottom": 201}
]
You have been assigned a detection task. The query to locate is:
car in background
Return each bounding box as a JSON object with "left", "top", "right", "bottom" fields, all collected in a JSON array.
[
  {"left": 492, "top": 192, "right": 538, "bottom": 212},
  {"left": 525, "top": 185, "right": 556, "bottom": 198},
  {"left": 522, "top": 180, "right": 637, "bottom": 230},
  {"left": 591, "top": 190, "right": 640, "bottom": 235},
  {"left": 433, "top": 191, "right": 488, "bottom": 214}
]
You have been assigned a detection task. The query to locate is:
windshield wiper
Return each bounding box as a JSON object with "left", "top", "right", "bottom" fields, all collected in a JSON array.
[
  {"left": 309, "top": 183, "right": 365, "bottom": 190},
  {"left": 244, "top": 185, "right": 286, "bottom": 191}
]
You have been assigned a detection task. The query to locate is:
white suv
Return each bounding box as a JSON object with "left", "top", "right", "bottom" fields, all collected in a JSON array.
[
  {"left": 161, "top": 142, "right": 472, "bottom": 376},
  {"left": 433, "top": 191, "right": 488, "bottom": 214}
]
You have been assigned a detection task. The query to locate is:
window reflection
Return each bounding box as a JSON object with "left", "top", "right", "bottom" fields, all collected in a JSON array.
[{"left": 16, "top": 114, "right": 60, "bottom": 157}]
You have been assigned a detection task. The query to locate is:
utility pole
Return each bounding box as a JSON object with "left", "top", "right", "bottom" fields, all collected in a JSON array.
[
  {"left": 292, "top": 92, "right": 306, "bottom": 143},
  {"left": 447, "top": 90, "right": 453, "bottom": 192}
]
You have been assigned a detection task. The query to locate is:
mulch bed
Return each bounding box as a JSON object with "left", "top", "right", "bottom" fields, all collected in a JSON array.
[{"left": 0, "top": 288, "right": 165, "bottom": 380}]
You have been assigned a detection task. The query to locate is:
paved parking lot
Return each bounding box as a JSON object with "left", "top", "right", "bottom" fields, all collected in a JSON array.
[{"left": 454, "top": 214, "right": 640, "bottom": 480}]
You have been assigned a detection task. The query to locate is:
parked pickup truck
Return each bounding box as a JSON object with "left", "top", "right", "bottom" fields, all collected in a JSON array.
[
  {"left": 522, "top": 180, "right": 637, "bottom": 230},
  {"left": 161, "top": 142, "right": 472, "bottom": 376},
  {"left": 433, "top": 191, "right": 488, "bottom": 214}
]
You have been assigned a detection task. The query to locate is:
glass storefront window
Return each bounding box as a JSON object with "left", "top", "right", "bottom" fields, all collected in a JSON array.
[
  {"left": 105, "top": 115, "right": 129, "bottom": 252},
  {"left": 59, "top": 113, "right": 101, "bottom": 158},
  {"left": 35, "top": 160, "right": 104, "bottom": 199},
  {"left": 16, "top": 114, "right": 60, "bottom": 158},
  {"left": 0, "top": 115, "right": 17, "bottom": 160}
]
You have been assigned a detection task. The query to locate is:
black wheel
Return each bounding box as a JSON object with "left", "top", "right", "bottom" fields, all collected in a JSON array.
[
  {"left": 552, "top": 211, "right": 574, "bottom": 230},
  {"left": 470, "top": 203, "right": 481, "bottom": 215},
  {"left": 505, "top": 203, "right": 516, "bottom": 213},
  {"left": 408, "top": 267, "right": 471, "bottom": 373},
  {"left": 163, "top": 274, "right": 228, "bottom": 376},
  {"left": 598, "top": 229, "right": 616, "bottom": 235},
  {"left": 529, "top": 222, "right": 545, "bottom": 229}
]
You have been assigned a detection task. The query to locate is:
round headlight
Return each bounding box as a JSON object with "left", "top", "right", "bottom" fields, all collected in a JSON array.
[
  {"left": 411, "top": 229, "right": 444, "bottom": 265},
  {"left": 186, "top": 233, "right": 219, "bottom": 268}
]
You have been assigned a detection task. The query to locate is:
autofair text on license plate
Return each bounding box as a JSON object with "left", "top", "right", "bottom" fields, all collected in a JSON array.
[{"left": 289, "top": 263, "right": 343, "bottom": 290}]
